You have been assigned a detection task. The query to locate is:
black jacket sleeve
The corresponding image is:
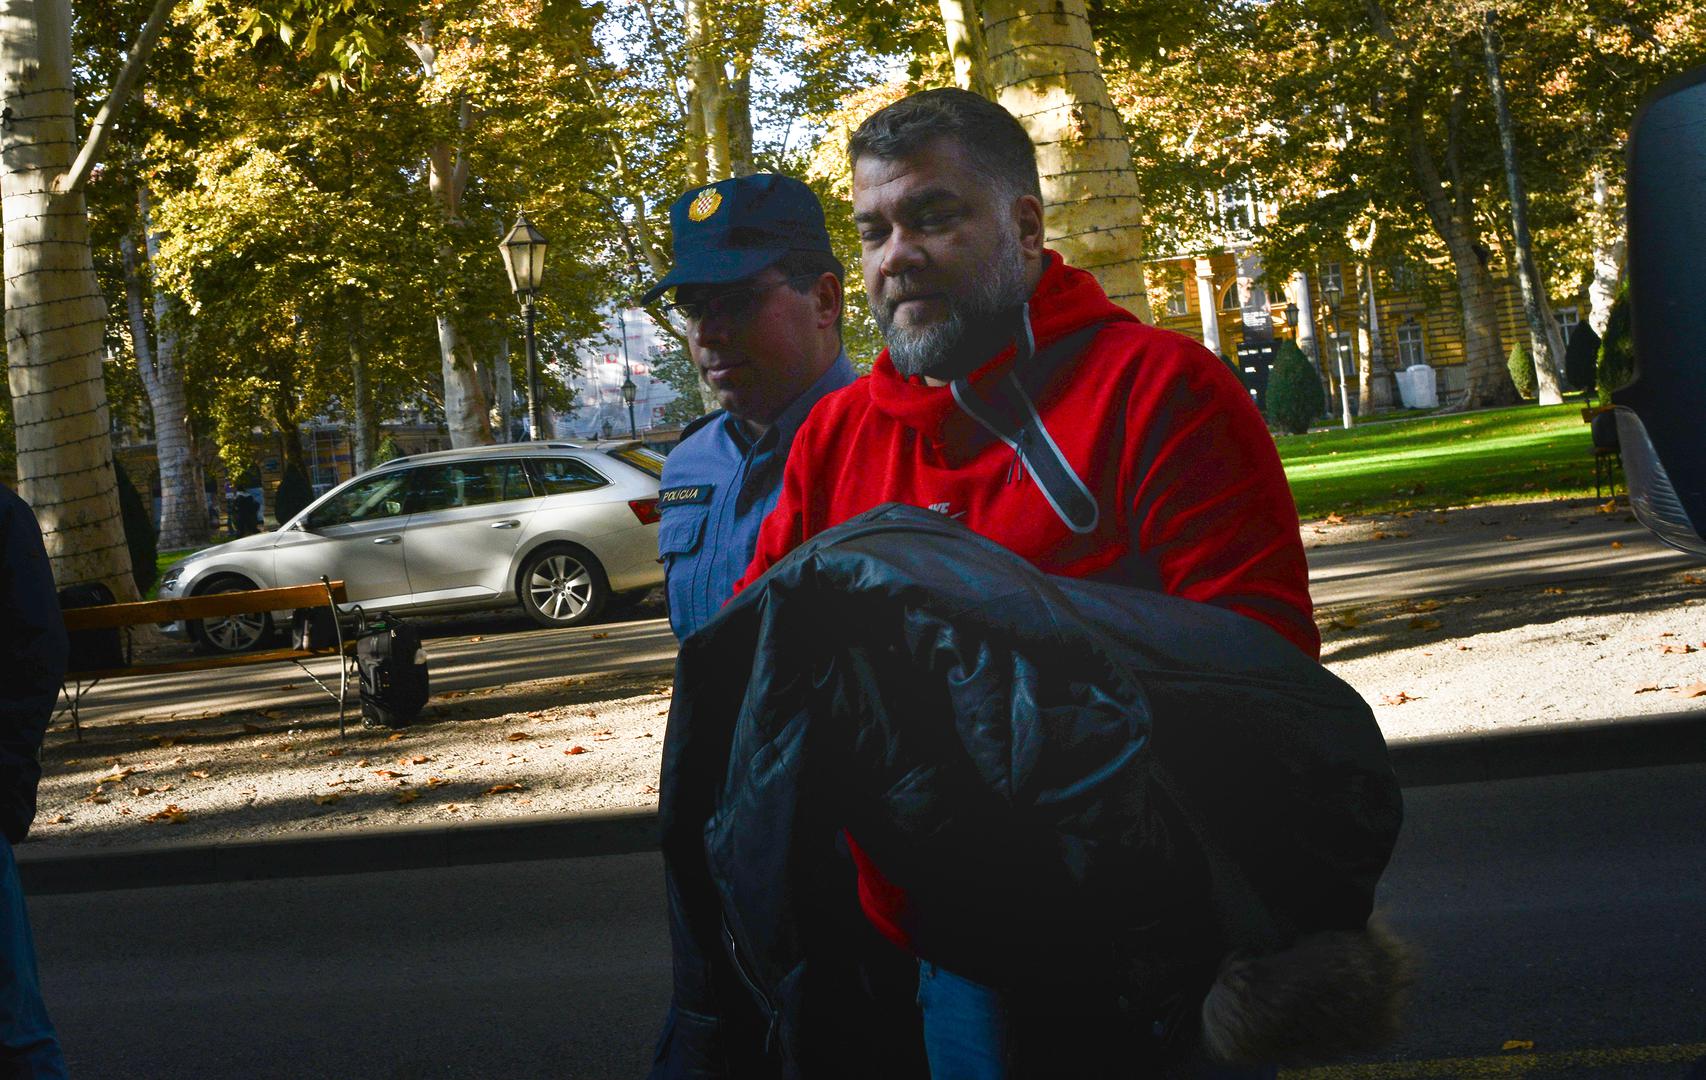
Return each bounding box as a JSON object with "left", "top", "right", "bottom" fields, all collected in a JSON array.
[{"left": 0, "top": 485, "right": 68, "bottom": 843}]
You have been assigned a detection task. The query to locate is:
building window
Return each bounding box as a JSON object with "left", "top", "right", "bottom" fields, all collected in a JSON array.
[
  {"left": 1221, "top": 282, "right": 1243, "bottom": 311},
  {"left": 1554, "top": 306, "right": 1580, "bottom": 346},
  {"left": 1391, "top": 262, "right": 1420, "bottom": 294},
  {"left": 1397, "top": 319, "right": 1426, "bottom": 366},
  {"left": 1320, "top": 262, "right": 1343, "bottom": 298},
  {"left": 1165, "top": 276, "right": 1189, "bottom": 317},
  {"left": 1218, "top": 183, "right": 1257, "bottom": 234}
]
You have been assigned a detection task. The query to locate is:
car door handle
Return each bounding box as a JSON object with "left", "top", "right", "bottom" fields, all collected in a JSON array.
[
  {"left": 372, "top": 536, "right": 401, "bottom": 545},
  {"left": 490, "top": 520, "right": 520, "bottom": 529}
]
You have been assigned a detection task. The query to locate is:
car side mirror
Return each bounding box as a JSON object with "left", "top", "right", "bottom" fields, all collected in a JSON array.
[{"left": 1615, "top": 63, "right": 1706, "bottom": 557}]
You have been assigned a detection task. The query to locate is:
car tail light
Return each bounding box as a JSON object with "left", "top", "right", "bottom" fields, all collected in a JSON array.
[{"left": 629, "top": 498, "right": 661, "bottom": 525}]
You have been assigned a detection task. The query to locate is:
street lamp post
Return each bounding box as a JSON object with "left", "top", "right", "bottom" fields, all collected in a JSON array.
[
  {"left": 1322, "top": 284, "right": 1354, "bottom": 430},
  {"left": 499, "top": 212, "right": 549, "bottom": 440},
  {"left": 617, "top": 306, "right": 639, "bottom": 440}
]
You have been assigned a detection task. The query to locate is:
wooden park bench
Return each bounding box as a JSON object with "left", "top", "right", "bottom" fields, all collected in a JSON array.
[{"left": 58, "top": 577, "right": 359, "bottom": 739}]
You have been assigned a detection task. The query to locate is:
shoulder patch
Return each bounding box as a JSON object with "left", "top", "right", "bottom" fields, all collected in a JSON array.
[
  {"left": 679, "top": 410, "right": 725, "bottom": 441},
  {"left": 659, "top": 485, "right": 713, "bottom": 508}
]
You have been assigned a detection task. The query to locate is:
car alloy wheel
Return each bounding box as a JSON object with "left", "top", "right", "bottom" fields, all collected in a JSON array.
[
  {"left": 521, "top": 548, "right": 607, "bottom": 628},
  {"left": 190, "top": 578, "right": 274, "bottom": 654}
]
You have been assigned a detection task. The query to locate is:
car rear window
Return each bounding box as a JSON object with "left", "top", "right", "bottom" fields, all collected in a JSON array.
[
  {"left": 531, "top": 457, "right": 610, "bottom": 495},
  {"left": 606, "top": 445, "right": 665, "bottom": 479}
]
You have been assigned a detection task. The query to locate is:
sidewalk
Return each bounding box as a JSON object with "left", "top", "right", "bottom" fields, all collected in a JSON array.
[{"left": 21, "top": 497, "right": 1705, "bottom": 894}]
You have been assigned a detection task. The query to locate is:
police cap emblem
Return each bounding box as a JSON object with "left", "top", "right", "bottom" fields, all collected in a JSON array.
[{"left": 687, "top": 188, "right": 723, "bottom": 222}]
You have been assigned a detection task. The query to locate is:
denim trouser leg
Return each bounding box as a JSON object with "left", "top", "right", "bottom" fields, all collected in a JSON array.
[
  {"left": 916, "top": 960, "right": 1278, "bottom": 1080},
  {"left": 917, "top": 960, "right": 1007, "bottom": 1079},
  {"left": 0, "top": 838, "right": 66, "bottom": 1079}
]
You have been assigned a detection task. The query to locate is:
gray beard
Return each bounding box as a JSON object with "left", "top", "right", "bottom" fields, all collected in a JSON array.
[{"left": 880, "top": 229, "right": 1031, "bottom": 380}]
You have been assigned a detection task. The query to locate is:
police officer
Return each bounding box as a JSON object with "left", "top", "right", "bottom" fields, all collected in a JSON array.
[{"left": 643, "top": 174, "right": 853, "bottom": 640}]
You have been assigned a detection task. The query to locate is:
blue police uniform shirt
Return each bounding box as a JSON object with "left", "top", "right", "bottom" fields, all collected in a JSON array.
[{"left": 658, "top": 353, "right": 856, "bottom": 640}]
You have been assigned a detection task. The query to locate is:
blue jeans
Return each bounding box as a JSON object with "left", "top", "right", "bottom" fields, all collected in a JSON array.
[
  {"left": 0, "top": 838, "right": 65, "bottom": 1079},
  {"left": 917, "top": 960, "right": 1276, "bottom": 1080}
]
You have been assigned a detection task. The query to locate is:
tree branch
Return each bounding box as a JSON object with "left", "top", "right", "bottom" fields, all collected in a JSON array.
[{"left": 58, "top": 0, "right": 180, "bottom": 194}]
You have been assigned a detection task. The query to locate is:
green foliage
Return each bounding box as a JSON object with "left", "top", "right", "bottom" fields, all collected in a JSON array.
[
  {"left": 373, "top": 435, "right": 404, "bottom": 465},
  {"left": 1598, "top": 284, "right": 1634, "bottom": 403},
  {"left": 651, "top": 346, "right": 708, "bottom": 427},
  {"left": 1265, "top": 341, "right": 1325, "bottom": 436},
  {"left": 274, "top": 463, "right": 313, "bottom": 525},
  {"left": 113, "top": 459, "right": 159, "bottom": 595},
  {"left": 1563, "top": 323, "right": 1600, "bottom": 395},
  {"left": 1506, "top": 342, "right": 1537, "bottom": 400}
]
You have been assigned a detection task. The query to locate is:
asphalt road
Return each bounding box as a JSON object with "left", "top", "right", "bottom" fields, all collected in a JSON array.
[
  {"left": 72, "top": 504, "right": 1699, "bottom": 731},
  {"left": 29, "top": 762, "right": 1706, "bottom": 1079}
]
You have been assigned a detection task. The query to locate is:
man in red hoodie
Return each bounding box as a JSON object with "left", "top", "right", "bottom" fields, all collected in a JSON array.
[{"left": 734, "top": 88, "right": 1311, "bottom": 1077}]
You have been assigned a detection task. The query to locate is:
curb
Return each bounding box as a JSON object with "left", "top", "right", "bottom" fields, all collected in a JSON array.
[{"left": 20, "top": 709, "right": 1706, "bottom": 896}]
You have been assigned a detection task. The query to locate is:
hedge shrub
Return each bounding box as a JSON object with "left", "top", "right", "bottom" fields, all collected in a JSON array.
[
  {"left": 1563, "top": 322, "right": 1600, "bottom": 396},
  {"left": 1506, "top": 342, "right": 1537, "bottom": 400},
  {"left": 1265, "top": 341, "right": 1325, "bottom": 435},
  {"left": 113, "top": 459, "right": 158, "bottom": 595},
  {"left": 1597, "top": 283, "right": 1634, "bottom": 402}
]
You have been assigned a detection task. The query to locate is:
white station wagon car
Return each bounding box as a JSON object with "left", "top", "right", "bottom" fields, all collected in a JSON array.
[{"left": 158, "top": 442, "right": 667, "bottom": 653}]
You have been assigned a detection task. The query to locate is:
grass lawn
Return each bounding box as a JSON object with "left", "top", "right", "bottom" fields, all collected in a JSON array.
[{"left": 1277, "top": 403, "right": 1602, "bottom": 520}]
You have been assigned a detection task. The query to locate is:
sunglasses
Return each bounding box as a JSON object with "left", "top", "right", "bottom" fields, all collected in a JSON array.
[{"left": 661, "top": 274, "right": 819, "bottom": 324}]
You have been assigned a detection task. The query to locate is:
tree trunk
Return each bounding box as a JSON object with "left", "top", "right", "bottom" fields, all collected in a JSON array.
[
  {"left": 686, "top": 0, "right": 729, "bottom": 181},
  {"left": 982, "top": 0, "right": 1154, "bottom": 321},
  {"left": 1357, "top": 263, "right": 1392, "bottom": 412},
  {"left": 492, "top": 338, "right": 513, "bottom": 443},
  {"left": 1402, "top": 98, "right": 1515, "bottom": 409},
  {"left": 133, "top": 186, "right": 209, "bottom": 549},
  {"left": 728, "top": 62, "right": 754, "bottom": 178},
  {"left": 1587, "top": 168, "right": 1624, "bottom": 336},
  {"left": 121, "top": 231, "right": 207, "bottom": 551},
  {"left": 348, "top": 331, "right": 377, "bottom": 473},
  {"left": 1, "top": 0, "right": 137, "bottom": 597},
  {"left": 411, "top": 31, "right": 493, "bottom": 448},
  {"left": 940, "top": 0, "right": 993, "bottom": 97},
  {"left": 1481, "top": 13, "right": 1563, "bottom": 406}
]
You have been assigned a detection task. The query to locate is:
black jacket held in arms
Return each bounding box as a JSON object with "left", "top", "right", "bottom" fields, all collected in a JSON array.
[
  {"left": 0, "top": 484, "right": 69, "bottom": 845},
  {"left": 653, "top": 504, "right": 1405, "bottom": 1079}
]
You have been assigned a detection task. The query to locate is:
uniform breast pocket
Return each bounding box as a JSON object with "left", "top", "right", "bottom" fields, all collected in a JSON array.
[{"left": 658, "top": 507, "right": 708, "bottom": 563}]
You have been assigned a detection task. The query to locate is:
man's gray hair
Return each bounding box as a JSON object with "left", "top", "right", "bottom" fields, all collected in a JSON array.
[{"left": 847, "top": 88, "right": 1042, "bottom": 203}]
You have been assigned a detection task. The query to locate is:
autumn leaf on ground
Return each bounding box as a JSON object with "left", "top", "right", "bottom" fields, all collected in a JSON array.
[
  {"left": 1327, "top": 611, "right": 1362, "bottom": 630},
  {"left": 1659, "top": 643, "right": 1697, "bottom": 655},
  {"left": 642, "top": 785, "right": 659, "bottom": 794},
  {"left": 407, "top": 755, "right": 430, "bottom": 765},
  {"left": 1380, "top": 692, "right": 1419, "bottom": 706},
  {"left": 1409, "top": 599, "right": 1442, "bottom": 613},
  {"left": 525, "top": 711, "right": 545, "bottom": 719},
  {"left": 1372, "top": 531, "right": 1388, "bottom": 541},
  {"left": 152, "top": 736, "right": 176, "bottom": 748},
  {"left": 1610, "top": 541, "right": 1624, "bottom": 549},
  {"left": 82, "top": 794, "right": 111, "bottom": 805},
  {"left": 591, "top": 632, "right": 610, "bottom": 640},
  {"left": 1543, "top": 587, "right": 1566, "bottom": 596},
  {"left": 100, "top": 768, "right": 135, "bottom": 784},
  {"left": 1683, "top": 574, "right": 1704, "bottom": 586},
  {"left": 373, "top": 770, "right": 407, "bottom": 779},
  {"left": 565, "top": 746, "right": 590, "bottom": 755},
  {"left": 426, "top": 777, "right": 450, "bottom": 788},
  {"left": 314, "top": 794, "right": 343, "bottom": 806},
  {"left": 1596, "top": 500, "right": 1618, "bottom": 514},
  {"left": 145, "top": 804, "right": 188, "bottom": 824},
  {"left": 506, "top": 731, "right": 532, "bottom": 741},
  {"left": 592, "top": 727, "right": 614, "bottom": 736},
  {"left": 386, "top": 733, "right": 404, "bottom": 742},
  {"left": 1634, "top": 685, "right": 1661, "bottom": 694},
  {"left": 483, "top": 783, "right": 524, "bottom": 796},
  {"left": 468, "top": 636, "right": 483, "bottom": 643},
  {"left": 325, "top": 748, "right": 346, "bottom": 758},
  {"left": 1501, "top": 1040, "right": 1535, "bottom": 1052},
  {"left": 1500, "top": 534, "right": 1520, "bottom": 542},
  {"left": 395, "top": 790, "right": 421, "bottom": 805},
  {"left": 1408, "top": 618, "right": 1443, "bottom": 631},
  {"left": 1675, "top": 682, "right": 1706, "bottom": 699},
  {"left": 131, "top": 786, "right": 155, "bottom": 797},
  {"left": 47, "top": 814, "right": 69, "bottom": 825},
  {"left": 1325, "top": 512, "right": 1346, "bottom": 524}
]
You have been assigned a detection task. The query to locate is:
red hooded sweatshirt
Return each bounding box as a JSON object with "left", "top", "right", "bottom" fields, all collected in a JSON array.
[{"left": 732, "top": 251, "right": 1318, "bottom": 952}]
